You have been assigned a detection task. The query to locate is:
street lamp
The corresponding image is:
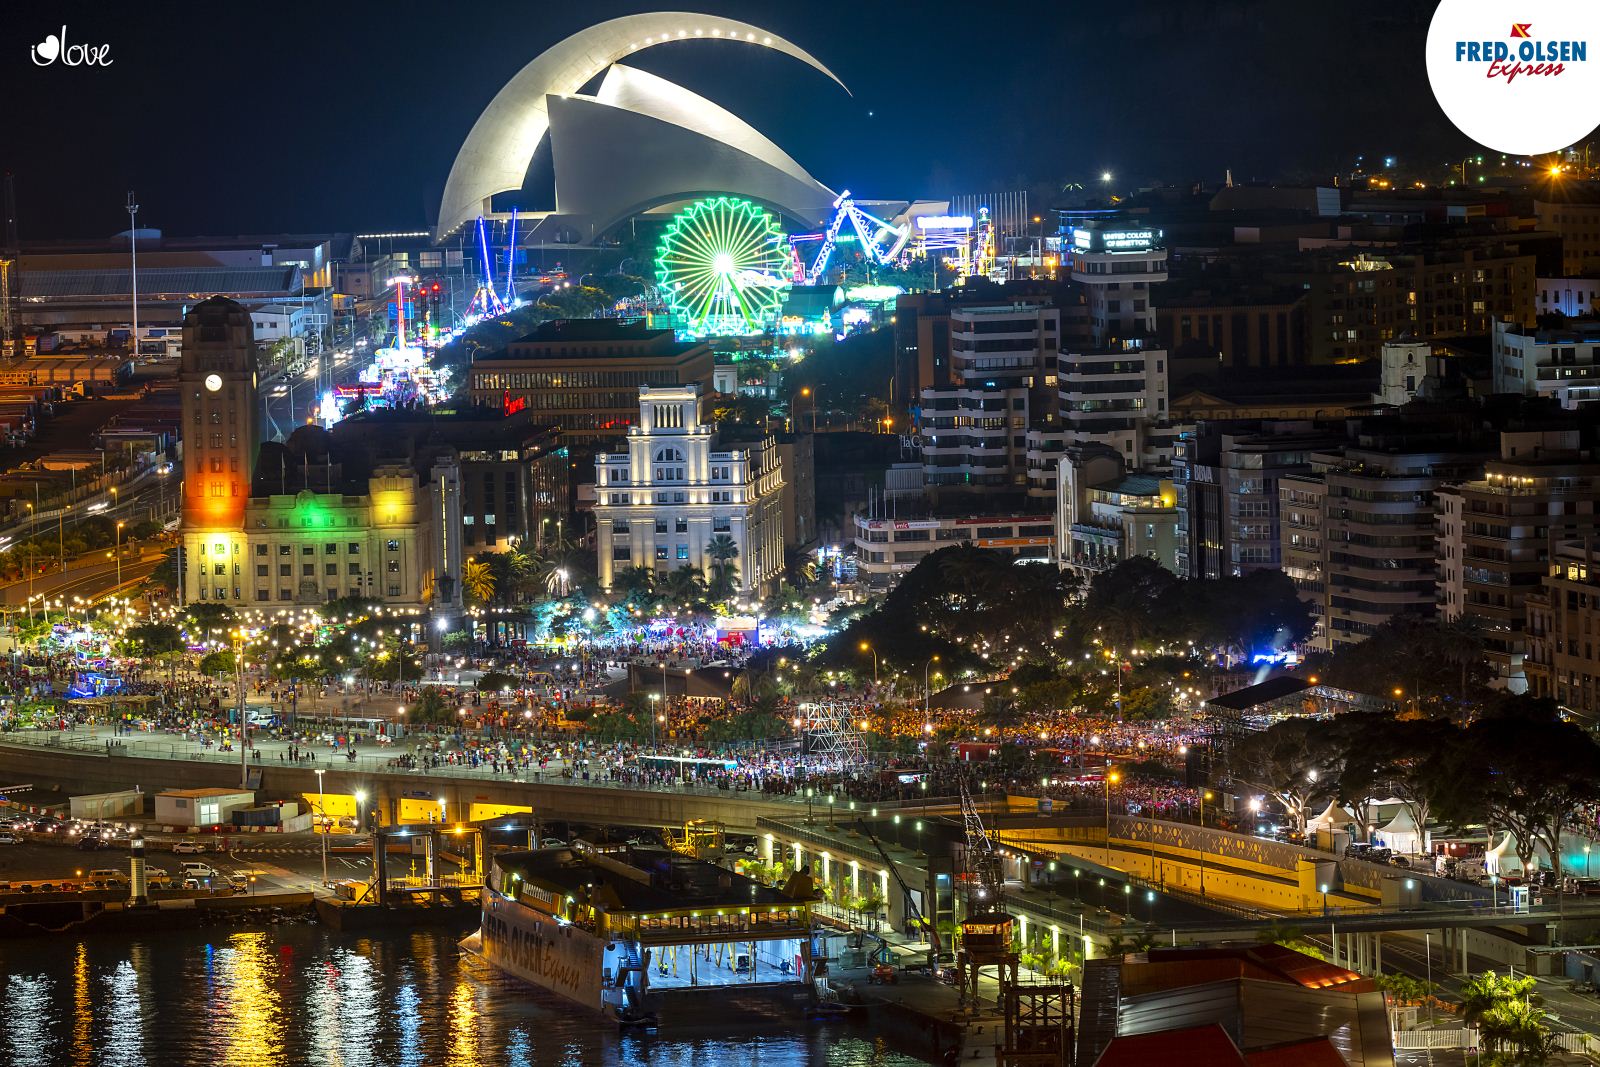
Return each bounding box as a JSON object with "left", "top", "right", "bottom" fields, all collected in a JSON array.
[
  {"left": 314, "top": 768, "right": 329, "bottom": 887},
  {"left": 923, "top": 655, "right": 940, "bottom": 723},
  {"left": 1104, "top": 769, "right": 1121, "bottom": 852},
  {"left": 1319, "top": 882, "right": 1329, "bottom": 916},
  {"left": 859, "top": 641, "right": 878, "bottom": 685},
  {"left": 115, "top": 521, "right": 125, "bottom": 591},
  {"left": 789, "top": 386, "right": 812, "bottom": 433},
  {"left": 648, "top": 692, "right": 660, "bottom": 745},
  {"left": 355, "top": 789, "right": 368, "bottom": 833}
]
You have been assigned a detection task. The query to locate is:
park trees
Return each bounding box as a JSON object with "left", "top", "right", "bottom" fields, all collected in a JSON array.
[
  {"left": 1330, "top": 713, "right": 1451, "bottom": 845},
  {"left": 1312, "top": 616, "right": 1493, "bottom": 715},
  {"left": 1431, "top": 696, "right": 1600, "bottom": 882},
  {"left": 1226, "top": 718, "right": 1344, "bottom": 837}
]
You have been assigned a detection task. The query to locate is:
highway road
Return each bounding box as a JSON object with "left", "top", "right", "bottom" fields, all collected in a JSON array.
[{"left": 0, "top": 551, "right": 164, "bottom": 611}]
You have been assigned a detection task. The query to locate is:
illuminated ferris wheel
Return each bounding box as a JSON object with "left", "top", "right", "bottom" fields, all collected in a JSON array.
[{"left": 655, "top": 197, "right": 790, "bottom": 337}]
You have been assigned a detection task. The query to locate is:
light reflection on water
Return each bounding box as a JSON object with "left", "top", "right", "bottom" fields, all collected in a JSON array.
[
  {"left": 6, "top": 972, "right": 56, "bottom": 1067},
  {"left": 0, "top": 927, "right": 933, "bottom": 1067}
]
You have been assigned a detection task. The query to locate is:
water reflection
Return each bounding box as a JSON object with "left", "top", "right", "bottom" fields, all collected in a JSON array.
[
  {"left": 101, "top": 960, "right": 145, "bottom": 1067},
  {"left": 0, "top": 928, "right": 935, "bottom": 1067},
  {"left": 445, "top": 975, "right": 479, "bottom": 1067},
  {"left": 5, "top": 973, "right": 55, "bottom": 1067},
  {"left": 209, "top": 932, "right": 287, "bottom": 1067},
  {"left": 305, "top": 945, "right": 381, "bottom": 1067},
  {"left": 72, "top": 944, "right": 91, "bottom": 1067}
]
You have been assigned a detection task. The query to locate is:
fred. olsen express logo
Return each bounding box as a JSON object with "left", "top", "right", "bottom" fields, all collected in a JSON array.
[
  {"left": 1453, "top": 22, "right": 1585, "bottom": 83},
  {"left": 1426, "top": 0, "right": 1600, "bottom": 156}
]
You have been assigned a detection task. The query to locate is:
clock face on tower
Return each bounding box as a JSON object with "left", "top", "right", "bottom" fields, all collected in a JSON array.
[{"left": 204, "top": 374, "right": 223, "bottom": 392}]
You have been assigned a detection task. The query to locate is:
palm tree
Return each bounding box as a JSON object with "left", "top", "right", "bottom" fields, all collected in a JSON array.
[
  {"left": 1458, "top": 970, "right": 1538, "bottom": 1028},
  {"left": 461, "top": 559, "right": 496, "bottom": 605},
  {"left": 706, "top": 534, "right": 740, "bottom": 599},
  {"left": 661, "top": 564, "right": 706, "bottom": 607},
  {"left": 1480, "top": 996, "right": 1555, "bottom": 1061},
  {"left": 614, "top": 565, "right": 656, "bottom": 601}
]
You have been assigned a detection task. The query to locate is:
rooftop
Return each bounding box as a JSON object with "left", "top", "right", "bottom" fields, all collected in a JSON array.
[{"left": 497, "top": 846, "right": 796, "bottom": 915}]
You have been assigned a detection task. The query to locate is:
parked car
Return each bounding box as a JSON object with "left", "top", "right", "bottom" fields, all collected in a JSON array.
[{"left": 173, "top": 839, "right": 204, "bottom": 855}]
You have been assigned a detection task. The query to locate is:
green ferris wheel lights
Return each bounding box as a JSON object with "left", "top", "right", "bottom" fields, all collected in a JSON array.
[{"left": 655, "top": 196, "right": 790, "bottom": 337}]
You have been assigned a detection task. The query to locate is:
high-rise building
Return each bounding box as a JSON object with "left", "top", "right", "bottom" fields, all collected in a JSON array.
[
  {"left": 1524, "top": 540, "right": 1600, "bottom": 715},
  {"left": 1535, "top": 199, "right": 1600, "bottom": 276},
  {"left": 180, "top": 297, "right": 259, "bottom": 604},
  {"left": 1174, "top": 421, "right": 1339, "bottom": 581},
  {"left": 1058, "top": 221, "right": 1172, "bottom": 469},
  {"left": 1300, "top": 444, "right": 1479, "bottom": 649},
  {"left": 1492, "top": 317, "right": 1600, "bottom": 410},
  {"left": 593, "top": 385, "right": 785, "bottom": 597},
  {"left": 919, "top": 301, "right": 1059, "bottom": 496},
  {"left": 1264, "top": 244, "right": 1535, "bottom": 365},
  {"left": 1435, "top": 429, "right": 1600, "bottom": 691},
  {"left": 468, "top": 320, "right": 714, "bottom": 448}
]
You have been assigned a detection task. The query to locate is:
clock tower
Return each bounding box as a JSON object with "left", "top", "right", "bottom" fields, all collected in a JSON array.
[{"left": 179, "top": 297, "right": 259, "bottom": 604}]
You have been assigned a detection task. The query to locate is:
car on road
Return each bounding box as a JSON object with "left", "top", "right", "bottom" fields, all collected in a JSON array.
[
  {"left": 180, "top": 862, "right": 219, "bottom": 881},
  {"left": 0, "top": 832, "right": 19, "bottom": 845},
  {"left": 173, "top": 839, "right": 205, "bottom": 854},
  {"left": 147, "top": 868, "right": 172, "bottom": 887},
  {"left": 226, "top": 874, "right": 250, "bottom": 893},
  {"left": 88, "top": 869, "right": 128, "bottom": 885},
  {"left": 181, "top": 878, "right": 202, "bottom": 891}
]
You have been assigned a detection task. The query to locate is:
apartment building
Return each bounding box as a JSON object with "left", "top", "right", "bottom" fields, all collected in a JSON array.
[
  {"left": 1173, "top": 421, "right": 1341, "bottom": 580},
  {"left": 1524, "top": 540, "right": 1600, "bottom": 716},
  {"left": 919, "top": 301, "right": 1059, "bottom": 497},
  {"left": 1436, "top": 430, "right": 1600, "bottom": 690},
  {"left": 1492, "top": 317, "right": 1600, "bottom": 410},
  {"left": 851, "top": 512, "right": 1054, "bottom": 588}
]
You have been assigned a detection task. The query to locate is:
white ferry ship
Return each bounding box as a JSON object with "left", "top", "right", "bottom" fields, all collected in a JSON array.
[{"left": 467, "top": 843, "right": 816, "bottom": 1025}]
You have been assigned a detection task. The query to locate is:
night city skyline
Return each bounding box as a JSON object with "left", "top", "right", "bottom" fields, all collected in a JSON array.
[{"left": 5, "top": 2, "right": 1600, "bottom": 1064}]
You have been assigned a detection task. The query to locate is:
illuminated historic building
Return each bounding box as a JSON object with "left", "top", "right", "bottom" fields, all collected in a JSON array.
[
  {"left": 593, "top": 384, "right": 784, "bottom": 596},
  {"left": 239, "top": 470, "right": 423, "bottom": 608},
  {"left": 179, "top": 297, "right": 259, "bottom": 604}
]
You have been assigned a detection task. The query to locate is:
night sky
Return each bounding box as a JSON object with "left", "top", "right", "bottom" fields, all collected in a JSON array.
[{"left": 4, "top": 0, "right": 1473, "bottom": 240}]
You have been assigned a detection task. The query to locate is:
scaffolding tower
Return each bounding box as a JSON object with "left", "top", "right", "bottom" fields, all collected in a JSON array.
[
  {"left": 798, "top": 701, "right": 867, "bottom": 772},
  {"left": 999, "top": 981, "right": 1077, "bottom": 1067}
]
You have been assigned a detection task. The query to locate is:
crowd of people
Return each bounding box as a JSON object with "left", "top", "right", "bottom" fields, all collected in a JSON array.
[{"left": 0, "top": 624, "right": 1231, "bottom": 827}]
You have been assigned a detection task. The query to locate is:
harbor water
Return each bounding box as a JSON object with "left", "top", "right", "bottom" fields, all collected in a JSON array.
[{"left": 0, "top": 925, "right": 935, "bottom": 1067}]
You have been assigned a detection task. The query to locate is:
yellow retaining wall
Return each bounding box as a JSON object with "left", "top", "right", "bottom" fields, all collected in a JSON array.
[{"left": 997, "top": 826, "right": 1379, "bottom": 914}]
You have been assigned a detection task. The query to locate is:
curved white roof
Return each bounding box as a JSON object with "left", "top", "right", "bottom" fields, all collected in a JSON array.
[
  {"left": 436, "top": 13, "right": 846, "bottom": 239},
  {"left": 592, "top": 65, "right": 827, "bottom": 198}
]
